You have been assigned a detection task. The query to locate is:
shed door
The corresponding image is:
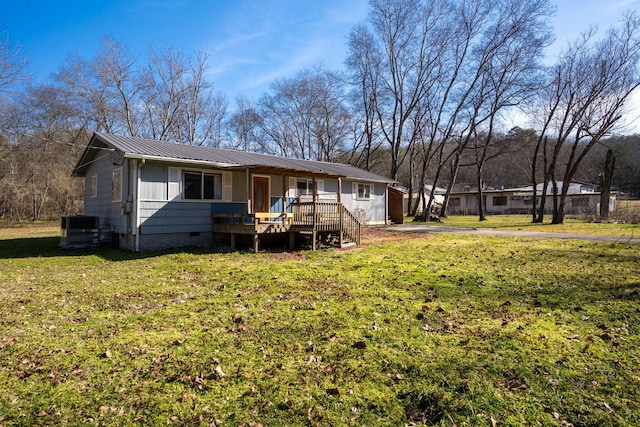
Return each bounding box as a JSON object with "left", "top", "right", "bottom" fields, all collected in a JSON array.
[
  {"left": 388, "top": 187, "right": 405, "bottom": 224},
  {"left": 253, "top": 176, "right": 270, "bottom": 213}
]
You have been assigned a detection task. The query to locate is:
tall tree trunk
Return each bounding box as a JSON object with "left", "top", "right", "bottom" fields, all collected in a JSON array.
[
  {"left": 407, "top": 148, "right": 415, "bottom": 216},
  {"left": 476, "top": 167, "right": 485, "bottom": 221},
  {"left": 440, "top": 151, "right": 461, "bottom": 218},
  {"left": 599, "top": 148, "right": 615, "bottom": 221},
  {"left": 551, "top": 180, "right": 563, "bottom": 224},
  {"left": 535, "top": 140, "right": 551, "bottom": 223}
]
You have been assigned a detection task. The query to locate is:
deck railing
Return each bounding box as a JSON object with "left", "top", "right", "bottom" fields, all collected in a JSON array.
[{"left": 292, "top": 202, "right": 361, "bottom": 245}]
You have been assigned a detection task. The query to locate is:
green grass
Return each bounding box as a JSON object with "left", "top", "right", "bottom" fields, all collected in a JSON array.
[
  {"left": 1, "top": 225, "right": 639, "bottom": 426},
  {"left": 415, "top": 215, "right": 640, "bottom": 237}
]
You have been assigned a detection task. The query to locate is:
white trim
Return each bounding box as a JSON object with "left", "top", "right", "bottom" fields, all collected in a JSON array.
[
  {"left": 169, "top": 166, "right": 228, "bottom": 201},
  {"left": 125, "top": 153, "right": 236, "bottom": 168},
  {"left": 353, "top": 182, "right": 373, "bottom": 201}
]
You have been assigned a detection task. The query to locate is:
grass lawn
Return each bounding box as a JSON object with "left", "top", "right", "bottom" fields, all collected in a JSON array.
[
  {"left": 1, "top": 223, "right": 639, "bottom": 426},
  {"left": 415, "top": 215, "right": 640, "bottom": 238}
]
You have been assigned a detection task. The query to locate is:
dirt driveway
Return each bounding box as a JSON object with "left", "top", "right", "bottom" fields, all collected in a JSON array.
[{"left": 385, "top": 224, "right": 640, "bottom": 244}]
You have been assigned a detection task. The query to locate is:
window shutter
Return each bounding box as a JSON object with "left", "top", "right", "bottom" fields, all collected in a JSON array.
[
  {"left": 289, "top": 177, "right": 296, "bottom": 198},
  {"left": 316, "top": 179, "right": 324, "bottom": 194},
  {"left": 222, "top": 172, "right": 233, "bottom": 201},
  {"left": 352, "top": 182, "right": 357, "bottom": 200},
  {"left": 369, "top": 184, "right": 374, "bottom": 199},
  {"left": 89, "top": 176, "right": 97, "bottom": 198},
  {"left": 168, "top": 167, "right": 180, "bottom": 200},
  {"left": 112, "top": 168, "right": 122, "bottom": 202}
]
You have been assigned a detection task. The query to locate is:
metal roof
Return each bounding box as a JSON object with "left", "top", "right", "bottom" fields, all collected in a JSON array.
[{"left": 73, "top": 133, "right": 394, "bottom": 183}]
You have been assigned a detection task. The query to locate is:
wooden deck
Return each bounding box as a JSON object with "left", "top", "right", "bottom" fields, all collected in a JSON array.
[{"left": 212, "top": 202, "right": 361, "bottom": 251}]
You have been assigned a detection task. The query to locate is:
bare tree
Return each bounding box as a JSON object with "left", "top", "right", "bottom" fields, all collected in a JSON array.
[
  {"left": 599, "top": 148, "right": 615, "bottom": 221},
  {"left": 533, "top": 13, "right": 640, "bottom": 224},
  {"left": 345, "top": 23, "right": 383, "bottom": 171},
  {"left": 424, "top": 0, "right": 551, "bottom": 221},
  {"left": 0, "top": 31, "right": 29, "bottom": 93},
  {"left": 174, "top": 51, "right": 227, "bottom": 146},
  {"left": 226, "top": 95, "right": 264, "bottom": 151},
  {"left": 347, "top": 0, "right": 442, "bottom": 180},
  {"left": 57, "top": 39, "right": 226, "bottom": 146},
  {"left": 258, "top": 67, "right": 351, "bottom": 160},
  {"left": 140, "top": 45, "right": 188, "bottom": 141},
  {"left": 467, "top": 0, "right": 552, "bottom": 220},
  {"left": 56, "top": 37, "right": 139, "bottom": 136},
  {"left": 0, "top": 85, "right": 85, "bottom": 221}
]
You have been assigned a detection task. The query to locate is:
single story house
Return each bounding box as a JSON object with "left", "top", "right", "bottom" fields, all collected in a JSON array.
[
  {"left": 447, "top": 182, "right": 616, "bottom": 216},
  {"left": 71, "top": 133, "right": 398, "bottom": 251},
  {"left": 406, "top": 185, "right": 447, "bottom": 215}
]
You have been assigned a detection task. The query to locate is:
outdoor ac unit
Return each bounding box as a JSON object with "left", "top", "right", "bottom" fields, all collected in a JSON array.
[{"left": 60, "top": 215, "right": 100, "bottom": 249}]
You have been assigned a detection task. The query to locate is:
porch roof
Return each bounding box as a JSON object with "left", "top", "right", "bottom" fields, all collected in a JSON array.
[{"left": 73, "top": 133, "right": 394, "bottom": 183}]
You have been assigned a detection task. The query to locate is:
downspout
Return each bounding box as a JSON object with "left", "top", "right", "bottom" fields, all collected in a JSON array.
[{"left": 134, "top": 159, "right": 145, "bottom": 251}]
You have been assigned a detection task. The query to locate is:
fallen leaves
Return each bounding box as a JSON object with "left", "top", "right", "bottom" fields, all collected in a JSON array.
[
  {"left": 0, "top": 337, "right": 17, "bottom": 349},
  {"left": 214, "top": 366, "right": 225, "bottom": 378}
]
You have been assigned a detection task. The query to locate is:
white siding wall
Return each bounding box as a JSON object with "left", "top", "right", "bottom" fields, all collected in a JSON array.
[{"left": 342, "top": 180, "right": 387, "bottom": 224}]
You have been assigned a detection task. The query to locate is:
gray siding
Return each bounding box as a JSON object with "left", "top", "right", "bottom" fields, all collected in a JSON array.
[
  {"left": 138, "top": 233, "right": 212, "bottom": 251},
  {"left": 232, "top": 171, "right": 247, "bottom": 202},
  {"left": 342, "top": 180, "right": 387, "bottom": 224},
  {"left": 82, "top": 155, "right": 390, "bottom": 250},
  {"left": 83, "top": 153, "right": 128, "bottom": 233},
  {"left": 323, "top": 179, "right": 339, "bottom": 195},
  {"left": 139, "top": 201, "right": 212, "bottom": 234},
  {"left": 139, "top": 161, "right": 167, "bottom": 200}
]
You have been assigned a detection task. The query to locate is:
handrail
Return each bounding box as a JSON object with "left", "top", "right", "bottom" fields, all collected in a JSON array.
[{"left": 292, "top": 202, "right": 361, "bottom": 245}]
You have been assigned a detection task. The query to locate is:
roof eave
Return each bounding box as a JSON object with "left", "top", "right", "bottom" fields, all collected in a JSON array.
[{"left": 124, "top": 153, "right": 238, "bottom": 169}]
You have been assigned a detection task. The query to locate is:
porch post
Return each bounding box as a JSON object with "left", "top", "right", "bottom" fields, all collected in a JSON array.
[
  {"left": 312, "top": 176, "right": 317, "bottom": 250},
  {"left": 246, "top": 168, "right": 251, "bottom": 213},
  {"left": 282, "top": 174, "right": 287, "bottom": 225},
  {"left": 338, "top": 177, "right": 343, "bottom": 248}
]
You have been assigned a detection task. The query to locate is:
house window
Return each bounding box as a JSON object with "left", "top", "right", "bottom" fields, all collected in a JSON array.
[
  {"left": 183, "top": 171, "right": 222, "bottom": 200},
  {"left": 297, "top": 179, "right": 313, "bottom": 196},
  {"left": 89, "top": 175, "right": 97, "bottom": 199},
  {"left": 493, "top": 196, "right": 507, "bottom": 206},
  {"left": 449, "top": 197, "right": 461, "bottom": 207},
  {"left": 356, "top": 183, "right": 372, "bottom": 200},
  {"left": 112, "top": 168, "right": 122, "bottom": 202}
]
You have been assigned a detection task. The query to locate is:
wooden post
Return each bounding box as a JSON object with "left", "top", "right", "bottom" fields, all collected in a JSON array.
[
  {"left": 282, "top": 174, "right": 287, "bottom": 225},
  {"left": 246, "top": 168, "right": 251, "bottom": 214},
  {"left": 312, "top": 176, "right": 317, "bottom": 250},
  {"left": 289, "top": 231, "right": 295, "bottom": 250},
  {"left": 338, "top": 178, "right": 343, "bottom": 247}
]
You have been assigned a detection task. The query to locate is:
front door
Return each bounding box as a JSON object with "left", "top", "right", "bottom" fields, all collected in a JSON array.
[{"left": 253, "top": 176, "right": 270, "bottom": 214}]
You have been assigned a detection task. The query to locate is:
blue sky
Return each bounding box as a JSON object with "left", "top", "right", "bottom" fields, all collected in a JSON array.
[
  {"left": 2, "top": 0, "right": 640, "bottom": 107},
  {"left": 2, "top": 0, "right": 368, "bottom": 101}
]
